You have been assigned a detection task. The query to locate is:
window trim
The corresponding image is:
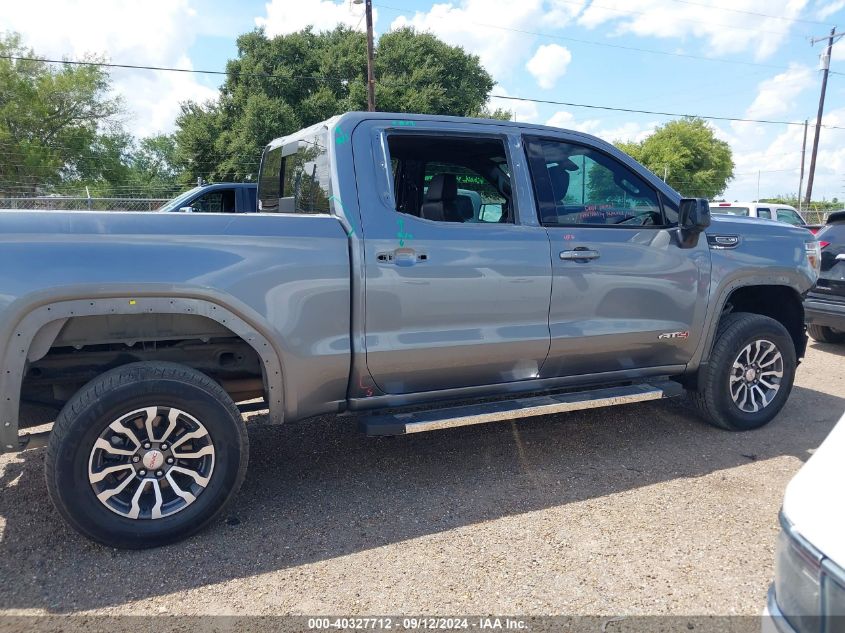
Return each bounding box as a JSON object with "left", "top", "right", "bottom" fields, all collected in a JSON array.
[
  {"left": 523, "top": 134, "right": 670, "bottom": 229},
  {"left": 381, "top": 130, "right": 521, "bottom": 227}
]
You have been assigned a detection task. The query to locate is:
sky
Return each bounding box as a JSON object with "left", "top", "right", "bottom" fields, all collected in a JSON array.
[{"left": 3, "top": 0, "right": 845, "bottom": 202}]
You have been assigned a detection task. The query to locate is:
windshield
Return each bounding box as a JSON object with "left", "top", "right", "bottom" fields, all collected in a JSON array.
[
  {"left": 159, "top": 186, "right": 205, "bottom": 211},
  {"left": 711, "top": 206, "right": 749, "bottom": 216}
]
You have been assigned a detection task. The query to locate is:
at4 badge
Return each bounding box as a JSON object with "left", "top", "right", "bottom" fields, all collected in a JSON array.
[{"left": 658, "top": 331, "right": 690, "bottom": 339}]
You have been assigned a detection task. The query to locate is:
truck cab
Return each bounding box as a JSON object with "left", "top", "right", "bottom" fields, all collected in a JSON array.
[{"left": 159, "top": 182, "right": 257, "bottom": 213}]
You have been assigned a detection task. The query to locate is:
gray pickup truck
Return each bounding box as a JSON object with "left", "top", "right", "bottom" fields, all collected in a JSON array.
[{"left": 0, "top": 112, "right": 820, "bottom": 548}]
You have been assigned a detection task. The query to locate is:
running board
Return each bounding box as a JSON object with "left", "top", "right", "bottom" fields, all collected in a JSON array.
[{"left": 360, "top": 381, "right": 683, "bottom": 436}]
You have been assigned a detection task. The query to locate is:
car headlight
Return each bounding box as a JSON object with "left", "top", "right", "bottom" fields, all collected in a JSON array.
[
  {"left": 773, "top": 517, "right": 845, "bottom": 633},
  {"left": 776, "top": 529, "right": 822, "bottom": 633},
  {"left": 822, "top": 560, "right": 845, "bottom": 631}
]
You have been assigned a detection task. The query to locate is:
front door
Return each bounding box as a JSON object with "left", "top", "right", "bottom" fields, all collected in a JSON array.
[
  {"left": 524, "top": 136, "right": 710, "bottom": 378},
  {"left": 353, "top": 124, "right": 552, "bottom": 395}
]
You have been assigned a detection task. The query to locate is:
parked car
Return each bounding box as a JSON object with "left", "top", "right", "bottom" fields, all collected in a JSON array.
[
  {"left": 764, "top": 412, "right": 845, "bottom": 633},
  {"left": 709, "top": 201, "right": 820, "bottom": 231},
  {"left": 159, "top": 182, "right": 257, "bottom": 213},
  {"left": 0, "top": 112, "right": 819, "bottom": 548},
  {"left": 805, "top": 211, "right": 845, "bottom": 344}
]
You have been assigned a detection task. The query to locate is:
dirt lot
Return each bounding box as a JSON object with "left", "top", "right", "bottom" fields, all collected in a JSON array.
[{"left": 0, "top": 341, "right": 843, "bottom": 618}]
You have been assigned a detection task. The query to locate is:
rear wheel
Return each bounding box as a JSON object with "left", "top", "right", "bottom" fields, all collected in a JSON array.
[
  {"left": 45, "top": 361, "right": 248, "bottom": 549},
  {"left": 807, "top": 323, "right": 845, "bottom": 344},
  {"left": 690, "top": 313, "right": 796, "bottom": 431}
]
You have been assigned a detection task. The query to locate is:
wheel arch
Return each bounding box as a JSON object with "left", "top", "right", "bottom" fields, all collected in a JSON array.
[
  {"left": 0, "top": 288, "right": 286, "bottom": 452},
  {"left": 689, "top": 282, "right": 806, "bottom": 385}
]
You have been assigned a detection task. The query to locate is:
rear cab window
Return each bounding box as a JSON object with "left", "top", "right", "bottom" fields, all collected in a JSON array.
[
  {"left": 258, "top": 127, "right": 331, "bottom": 214},
  {"left": 711, "top": 206, "right": 749, "bottom": 216}
]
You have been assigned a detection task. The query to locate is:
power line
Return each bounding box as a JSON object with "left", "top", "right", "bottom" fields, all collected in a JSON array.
[
  {"left": 5, "top": 54, "right": 845, "bottom": 131},
  {"left": 665, "top": 0, "right": 837, "bottom": 26},
  {"left": 0, "top": 55, "right": 347, "bottom": 83},
  {"left": 488, "top": 94, "right": 845, "bottom": 130},
  {"left": 541, "top": 0, "right": 801, "bottom": 38},
  {"left": 374, "top": 3, "right": 796, "bottom": 72}
]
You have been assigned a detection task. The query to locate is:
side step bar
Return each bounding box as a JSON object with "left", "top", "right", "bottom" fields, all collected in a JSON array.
[{"left": 360, "top": 381, "right": 683, "bottom": 436}]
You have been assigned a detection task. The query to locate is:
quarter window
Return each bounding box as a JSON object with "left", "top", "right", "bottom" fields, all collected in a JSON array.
[
  {"left": 525, "top": 138, "right": 663, "bottom": 226},
  {"left": 757, "top": 207, "right": 772, "bottom": 220},
  {"left": 258, "top": 129, "right": 331, "bottom": 214}
]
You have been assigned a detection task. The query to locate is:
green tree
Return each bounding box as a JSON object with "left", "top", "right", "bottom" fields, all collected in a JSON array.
[
  {"left": 175, "top": 26, "right": 500, "bottom": 183},
  {"left": 125, "top": 134, "right": 181, "bottom": 195},
  {"left": 0, "top": 32, "right": 124, "bottom": 195},
  {"left": 615, "top": 117, "right": 734, "bottom": 199}
]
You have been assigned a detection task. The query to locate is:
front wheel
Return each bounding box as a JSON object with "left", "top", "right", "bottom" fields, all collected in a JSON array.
[
  {"left": 690, "top": 313, "right": 796, "bottom": 431},
  {"left": 45, "top": 361, "right": 249, "bottom": 549}
]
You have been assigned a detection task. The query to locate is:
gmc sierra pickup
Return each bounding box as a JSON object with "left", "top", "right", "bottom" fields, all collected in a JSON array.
[{"left": 0, "top": 112, "right": 820, "bottom": 548}]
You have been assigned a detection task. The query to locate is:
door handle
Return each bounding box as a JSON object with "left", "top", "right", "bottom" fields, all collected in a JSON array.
[
  {"left": 560, "top": 249, "right": 600, "bottom": 261},
  {"left": 376, "top": 248, "right": 428, "bottom": 266}
]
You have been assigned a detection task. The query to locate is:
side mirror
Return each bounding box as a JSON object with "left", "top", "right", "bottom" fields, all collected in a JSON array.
[{"left": 679, "top": 198, "right": 711, "bottom": 233}]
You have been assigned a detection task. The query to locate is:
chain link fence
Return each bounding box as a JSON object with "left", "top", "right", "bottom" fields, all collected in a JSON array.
[{"left": 0, "top": 196, "right": 168, "bottom": 211}]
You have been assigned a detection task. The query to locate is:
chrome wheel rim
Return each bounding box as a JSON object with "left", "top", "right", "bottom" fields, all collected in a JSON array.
[
  {"left": 88, "top": 407, "right": 215, "bottom": 520},
  {"left": 729, "top": 340, "right": 784, "bottom": 413}
]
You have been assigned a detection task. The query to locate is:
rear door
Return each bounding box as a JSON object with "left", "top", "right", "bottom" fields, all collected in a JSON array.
[
  {"left": 352, "top": 122, "right": 552, "bottom": 395},
  {"left": 524, "top": 135, "right": 710, "bottom": 377}
]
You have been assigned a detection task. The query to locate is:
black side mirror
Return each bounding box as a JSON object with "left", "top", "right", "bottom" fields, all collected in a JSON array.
[{"left": 679, "top": 198, "right": 711, "bottom": 233}]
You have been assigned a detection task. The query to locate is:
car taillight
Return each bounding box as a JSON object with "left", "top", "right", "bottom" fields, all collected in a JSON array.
[
  {"left": 806, "top": 240, "right": 822, "bottom": 276},
  {"left": 819, "top": 241, "right": 830, "bottom": 249}
]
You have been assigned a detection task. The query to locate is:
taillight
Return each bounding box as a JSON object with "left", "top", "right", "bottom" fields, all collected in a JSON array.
[
  {"left": 805, "top": 240, "right": 822, "bottom": 276},
  {"left": 819, "top": 241, "right": 830, "bottom": 249}
]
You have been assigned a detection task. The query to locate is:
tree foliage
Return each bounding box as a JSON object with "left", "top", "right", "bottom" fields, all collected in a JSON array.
[
  {"left": 174, "top": 26, "right": 503, "bottom": 183},
  {"left": 616, "top": 117, "right": 734, "bottom": 199},
  {"left": 0, "top": 32, "right": 124, "bottom": 195}
]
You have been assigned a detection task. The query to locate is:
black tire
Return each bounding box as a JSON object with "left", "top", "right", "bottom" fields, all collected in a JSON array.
[
  {"left": 807, "top": 323, "right": 845, "bottom": 344},
  {"left": 45, "top": 361, "right": 248, "bottom": 549},
  {"left": 690, "top": 312, "right": 796, "bottom": 431}
]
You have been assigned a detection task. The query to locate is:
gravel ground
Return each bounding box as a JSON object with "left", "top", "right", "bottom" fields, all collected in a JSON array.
[{"left": 0, "top": 341, "right": 843, "bottom": 618}]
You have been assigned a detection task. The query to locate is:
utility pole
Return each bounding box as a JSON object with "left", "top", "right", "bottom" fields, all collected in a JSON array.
[
  {"left": 354, "top": 0, "right": 376, "bottom": 112},
  {"left": 757, "top": 170, "right": 761, "bottom": 201},
  {"left": 805, "top": 27, "right": 843, "bottom": 206},
  {"left": 798, "top": 119, "right": 808, "bottom": 213}
]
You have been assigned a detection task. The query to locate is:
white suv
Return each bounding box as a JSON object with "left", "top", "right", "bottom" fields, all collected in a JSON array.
[{"left": 710, "top": 201, "right": 808, "bottom": 227}]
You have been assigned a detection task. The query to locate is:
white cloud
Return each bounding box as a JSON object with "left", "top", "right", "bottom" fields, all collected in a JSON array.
[
  {"left": 815, "top": 0, "right": 845, "bottom": 20},
  {"left": 545, "top": 110, "right": 656, "bottom": 143},
  {"left": 746, "top": 65, "right": 815, "bottom": 118},
  {"left": 389, "top": 0, "right": 547, "bottom": 80},
  {"left": 577, "top": 0, "right": 811, "bottom": 61},
  {"left": 526, "top": 44, "right": 572, "bottom": 89},
  {"left": 255, "top": 0, "right": 373, "bottom": 37},
  {"left": 4, "top": 0, "right": 216, "bottom": 136}
]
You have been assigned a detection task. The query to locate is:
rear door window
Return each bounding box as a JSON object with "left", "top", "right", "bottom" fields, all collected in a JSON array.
[{"left": 387, "top": 135, "right": 514, "bottom": 224}]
